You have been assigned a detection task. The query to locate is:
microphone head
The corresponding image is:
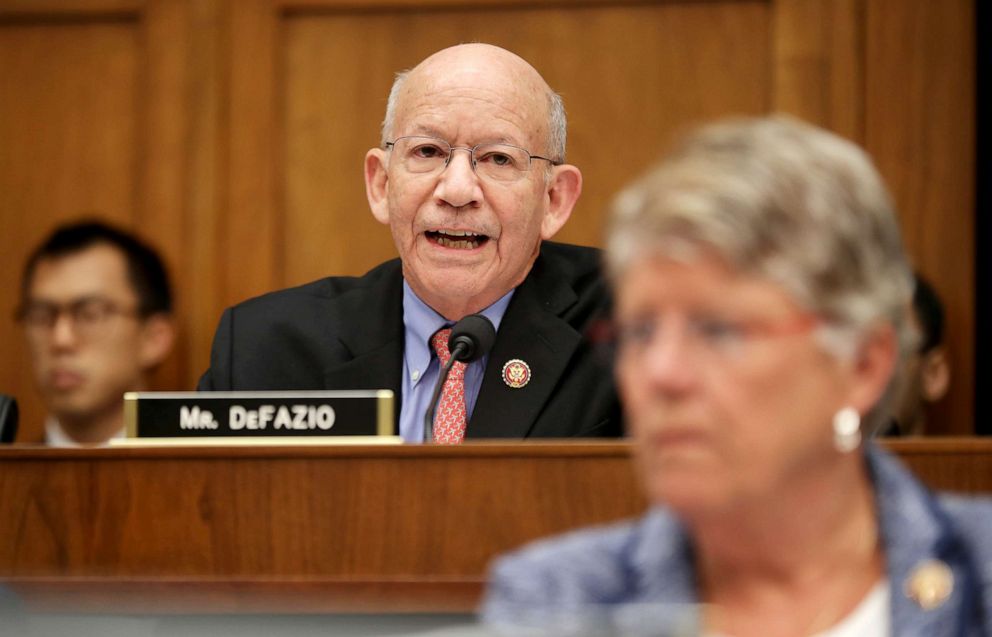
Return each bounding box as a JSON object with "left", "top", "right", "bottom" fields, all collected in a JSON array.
[{"left": 448, "top": 314, "right": 497, "bottom": 363}]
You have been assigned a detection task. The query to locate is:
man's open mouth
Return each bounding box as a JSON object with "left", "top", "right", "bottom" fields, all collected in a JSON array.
[{"left": 425, "top": 229, "right": 490, "bottom": 250}]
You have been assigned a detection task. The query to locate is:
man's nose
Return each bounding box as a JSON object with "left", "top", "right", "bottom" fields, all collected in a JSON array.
[
  {"left": 434, "top": 149, "right": 483, "bottom": 209},
  {"left": 50, "top": 313, "right": 80, "bottom": 349}
]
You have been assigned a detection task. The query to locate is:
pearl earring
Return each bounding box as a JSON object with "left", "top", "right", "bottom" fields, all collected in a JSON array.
[{"left": 833, "top": 407, "right": 861, "bottom": 453}]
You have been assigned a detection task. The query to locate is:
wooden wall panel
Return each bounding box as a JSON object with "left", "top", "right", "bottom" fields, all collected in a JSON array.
[
  {"left": 174, "top": 0, "right": 226, "bottom": 387},
  {"left": 0, "top": 0, "right": 978, "bottom": 438},
  {"left": 865, "top": 0, "right": 975, "bottom": 435},
  {"left": 0, "top": 16, "right": 141, "bottom": 441},
  {"left": 140, "top": 0, "right": 196, "bottom": 405},
  {"left": 281, "top": 1, "right": 769, "bottom": 286},
  {"left": 0, "top": 0, "right": 222, "bottom": 437},
  {"left": 0, "top": 441, "right": 987, "bottom": 614},
  {"left": 0, "top": 445, "right": 647, "bottom": 578},
  {"left": 282, "top": 14, "right": 400, "bottom": 285},
  {"left": 772, "top": 0, "right": 863, "bottom": 139},
  {"left": 224, "top": 0, "right": 280, "bottom": 305}
]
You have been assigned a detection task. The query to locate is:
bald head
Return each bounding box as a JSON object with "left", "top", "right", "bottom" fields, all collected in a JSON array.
[
  {"left": 381, "top": 44, "right": 567, "bottom": 163},
  {"left": 364, "top": 42, "right": 583, "bottom": 320}
]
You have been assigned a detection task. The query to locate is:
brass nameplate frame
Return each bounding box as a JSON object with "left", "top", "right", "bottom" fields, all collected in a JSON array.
[{"left": 123, "top": 390, "right": 395, "bottom": 440}]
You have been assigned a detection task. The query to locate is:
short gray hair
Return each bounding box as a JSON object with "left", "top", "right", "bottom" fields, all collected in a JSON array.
[
  {"left": 606, "top": 116, "right": 915, "bottom": 433},
  {"left": 380, "top": 70, "right": 410, "bottom": 148},
  {"left": 380, "top": 71, "right": 568, "bottom": 164}
]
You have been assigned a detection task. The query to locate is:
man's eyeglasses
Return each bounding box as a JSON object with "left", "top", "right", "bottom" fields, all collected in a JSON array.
[
  {"left": 385, "top": 136, "right": 558, "bottom": 183},
  {"left": 16, "top": 297, "right": 141, "bottom": 342}
]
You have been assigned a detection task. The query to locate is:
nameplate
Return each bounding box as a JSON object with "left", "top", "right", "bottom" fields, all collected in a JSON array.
[{"left": 123, "top": 391, "right": 394, "bottom": 439}]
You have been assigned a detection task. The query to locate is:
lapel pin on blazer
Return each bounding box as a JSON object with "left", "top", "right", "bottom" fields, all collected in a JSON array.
[
  {"left": 904, "top": 559, "right": 954, "bottom": 610},
  {"left": 502, "top": 359, "right": 531, "bottom": 389}
]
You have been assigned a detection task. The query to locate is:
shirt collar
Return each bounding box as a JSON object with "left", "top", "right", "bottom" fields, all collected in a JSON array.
[
  {"left": 45, "top": 416, "right": 124, "bottom": 447},
  {"left": 402, "top": 281, "right": 514, "bottom": 369}
]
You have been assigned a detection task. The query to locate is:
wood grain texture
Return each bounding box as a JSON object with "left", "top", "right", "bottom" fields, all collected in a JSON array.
[
  {"left": 885, "top": 438, "right": 992, "bottom": 493},
  {"left": 140, "top": 0, "right": 195, "bottom": 404},
  {"left": 180, "top": 0, "right": 226, "bottom": 385},
  {"left": 0, "top": 443, "right": 644, "bottom": 578},
  {"left": 772, "top": 0, "right": 863, "bottom": 139},
  {"left": 0, "top": 17, "right": 141, "bottom": 442},
  {"left": 7, "top": 578, "right": 485, "bottom": 613},
  {"left": 0, "top": 0, "right": 141, "bottom": 15},
  {"left": 0, "top": 440, "right": 987, "bottom": 613},
  {"left": 864, "top": 0, "right": 975, "bottom": 436},
  {"left": 281, "top": 1, "right": 769, "bottom": 286},
  {"left": 0, "top": 0, "right": 978, "bottom": 439},
  {"left": 224, "top": 0, "right": 281, "bottom": 306}
]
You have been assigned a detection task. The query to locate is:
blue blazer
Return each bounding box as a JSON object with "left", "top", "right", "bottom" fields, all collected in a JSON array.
[{"left": 484, "top": 445, "right": 992, "bottom": 635}]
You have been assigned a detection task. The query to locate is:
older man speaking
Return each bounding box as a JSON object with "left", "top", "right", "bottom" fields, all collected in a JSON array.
[{"left": 198, "top": 44, "right": 621, "bottom": 442}]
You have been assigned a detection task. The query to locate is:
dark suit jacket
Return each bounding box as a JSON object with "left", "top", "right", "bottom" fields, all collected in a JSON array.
[{"left": 197, "top": 242, "right": 622, "bottom": 438}]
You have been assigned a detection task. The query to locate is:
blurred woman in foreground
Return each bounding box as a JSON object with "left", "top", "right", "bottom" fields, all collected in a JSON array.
[{"left": 484, "top": 117, "right": 991, "bottom": 636}]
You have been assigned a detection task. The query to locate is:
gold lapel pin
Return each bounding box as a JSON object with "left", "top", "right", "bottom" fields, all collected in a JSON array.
[
  {"left": 502, "top": 359, "right": 531, "bottom": 389},
  {"left": 904, "top": 559, "right": 954, "bottom": 610}
]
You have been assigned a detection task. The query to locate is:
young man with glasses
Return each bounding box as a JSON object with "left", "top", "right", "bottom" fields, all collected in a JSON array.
[
  {"left": 198, "top": 43, "right": 622, "bottom": 442},
  {"left": 17, "top": 221, "right": 175, "bottom": 445}
]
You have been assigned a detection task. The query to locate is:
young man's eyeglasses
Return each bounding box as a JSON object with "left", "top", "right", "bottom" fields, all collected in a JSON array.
[{"left": 16, "top": 297, "right": 142, "bottom": 342}]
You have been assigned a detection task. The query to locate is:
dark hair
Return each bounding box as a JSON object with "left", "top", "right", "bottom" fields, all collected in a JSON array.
[
  {"left": 21, "top": 220, "right": 173, "bottom": 316},
  {"left": 912, "top": 273, "right": 944, "bottom": 354}
]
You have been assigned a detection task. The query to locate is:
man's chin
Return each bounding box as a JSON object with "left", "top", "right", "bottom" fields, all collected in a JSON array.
[
  {"left": 47, "top": 394, "right": 100, "bottom": 420},
  {"left": 414, "top": 276, "right": 502, "bottom": 319},
  {"left": 409, "top": 260, "right": 489, "bottom": 295},
  {"left": 420, "top": 246, "right": 491, "bottom": 270}
]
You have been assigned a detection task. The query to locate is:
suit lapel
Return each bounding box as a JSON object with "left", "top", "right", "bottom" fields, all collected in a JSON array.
[
  {"left": 321, "top": 264, "right": 405, "bottom": 433},
  {"left": 870, "top": 446, "right": 971, "bottom": 636},
  {"left": 468, "top": 253, "right": 582, "bottom": 438}
]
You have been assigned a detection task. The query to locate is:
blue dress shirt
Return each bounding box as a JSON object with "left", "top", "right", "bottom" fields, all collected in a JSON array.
[{"left": 399, "top": 281, "right": 514, "bottom": 442}]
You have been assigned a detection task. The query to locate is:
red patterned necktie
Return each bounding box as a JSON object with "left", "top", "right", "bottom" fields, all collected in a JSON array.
[{"left": 430, "top": 327, "right": 467, "bottom": 444}]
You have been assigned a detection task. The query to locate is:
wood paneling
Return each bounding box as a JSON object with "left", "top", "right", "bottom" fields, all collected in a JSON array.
[
  {"left": 0, "top": 0, "right": 978, "bottom": 438},
  {"left": 0, "top": 444, "right": 644, "bottom": 578},
  {"left": 178, "top": 0, "right": 226, "bottom": 384},
  {"left": 0, "top": 16, "right": 140, "bottom": 442},
  {"left": 887, "top": 438, "right": 992, "bottom": 493},
  {"left": 140, "top": 0, "right": 195, "bottom": 404},
  {"left": 0, "top": 0, "right": 140, "bottom": 14},
  {"left": 10, "top": 578, "right": 484, "bottom": 614},
  {"left": 772, "top": 0, "right": 863, "bottom": 138},
  {"left": 0, "top": 440, "right": 988, "bottom": 613},
  {"left": 865, "top": 0, "right": 975, "bottom": 435},
  {"left": 225, "top": 0, "right": 280, "bottom": 304},
  {"left": 281, "top": 1, "right": 769, "bottom": 285}
]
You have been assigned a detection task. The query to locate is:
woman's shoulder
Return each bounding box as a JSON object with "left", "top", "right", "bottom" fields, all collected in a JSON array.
[
  {"left": 936, "top": 494, "right": 992, "bottom": 556},
  {"left": 939, "top": 492, "right": 992, "bottom": 518},
  {"left": 486, "top": 512, "right": 661, "bottom": 587},
  {"left": 482, "top": 508, "right": 691, "bottom": 614},
  {"left": 935, "top": 495, "right": 992, "bottom": 627}
]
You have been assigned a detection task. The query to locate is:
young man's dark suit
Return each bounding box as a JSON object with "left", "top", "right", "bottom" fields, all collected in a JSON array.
[{"left": 198, "top": 242, "right": 622, "bottom": 438}]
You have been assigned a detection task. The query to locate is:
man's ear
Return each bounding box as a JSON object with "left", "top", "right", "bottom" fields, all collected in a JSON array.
[
  {"left": 540, "top": 164, "right": 582, "bottom": 240},
  {"left": 139, "top": 314, "right": 176, "bottom": 370},
  {"left": 920, "top": 347, "right": 951, "bottom": 402},
  {"left": 846, "top": 324, "right": 898, "bottom": 414},
  {"left": 365, "top": 148, "right": 390, "bottom": 225}
]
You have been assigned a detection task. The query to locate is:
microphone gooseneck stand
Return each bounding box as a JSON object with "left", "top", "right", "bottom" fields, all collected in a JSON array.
[{"left": 422, "top": 314, "right": 497, "bottom": 443}]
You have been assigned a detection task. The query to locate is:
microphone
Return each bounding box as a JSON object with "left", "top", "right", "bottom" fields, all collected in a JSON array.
[
  {"left": 0, "top": 394, "right": 19, "bottom": 444},
  {"left": 423, "top": 314, "right": 497, "bottom": 442},
  {"left": 447, "top": 314, "right": 497, "bottom": 365}
]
